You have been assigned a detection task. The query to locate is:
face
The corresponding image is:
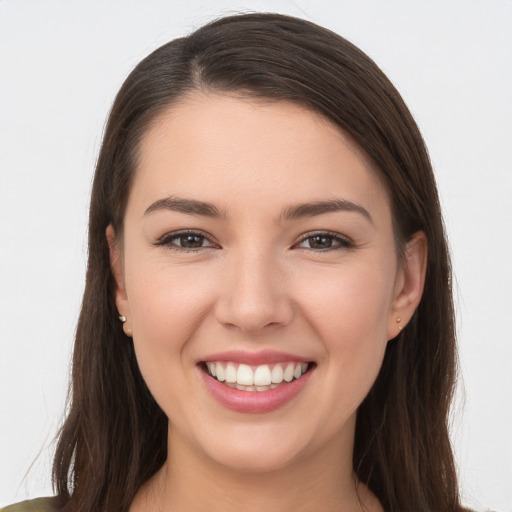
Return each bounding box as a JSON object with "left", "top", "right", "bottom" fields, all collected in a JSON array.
[{"left": 110, "top": 93, "right": 425, "bottom": 474}]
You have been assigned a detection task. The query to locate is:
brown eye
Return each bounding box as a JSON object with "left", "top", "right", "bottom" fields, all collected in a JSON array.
[
  {"left": 307, "top": 235, "right": 335, "bottom": 249},
  {"left": 296, "top": 232, "right": 353, "bottom": 251},
  {"left": 155, "top": 230, "right": 217, "bottom": 251},
  {"left": 178, "top": 234, "right": 206, "bottom": 248}
]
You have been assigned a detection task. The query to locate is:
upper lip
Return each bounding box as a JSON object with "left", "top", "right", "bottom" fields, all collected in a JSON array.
[{"left": 200, "top": 350, "right": 312, "bottom": 366}]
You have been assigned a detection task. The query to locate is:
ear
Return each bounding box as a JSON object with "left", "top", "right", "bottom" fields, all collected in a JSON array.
[
  {"left": 387, "top": 231, "right": 428, "bottom": 339},
  {"left": 106, "top": 225, "right": 132, "bottom": 336}
]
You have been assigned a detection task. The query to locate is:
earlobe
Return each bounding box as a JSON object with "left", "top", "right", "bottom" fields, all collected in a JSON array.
[
  {"left": 106, "top": 225, "right": 131, "bottom": 332},
  {"left": 388, "top": 231, "right": 428, "bottom": 339}
]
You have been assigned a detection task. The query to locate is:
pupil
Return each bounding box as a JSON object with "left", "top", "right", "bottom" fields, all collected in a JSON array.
[
  {"left": 311, "top": 236, "right": 332, "bottom": 249},
  {"left": 182, "top": 235, "right": 202, "bottom": 248}
]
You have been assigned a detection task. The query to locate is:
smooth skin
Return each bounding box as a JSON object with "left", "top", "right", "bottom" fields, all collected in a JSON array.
[{"left": 108, "top": 93, "right": 427, "bottom": 512}]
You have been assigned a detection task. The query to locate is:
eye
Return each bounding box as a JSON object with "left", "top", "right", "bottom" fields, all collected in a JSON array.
[
  {"left": 154, "top": 230, "right": 218, "bottom": 251},
  {"left": 295, "top": 231, "right": 354, "bottom": 251}
]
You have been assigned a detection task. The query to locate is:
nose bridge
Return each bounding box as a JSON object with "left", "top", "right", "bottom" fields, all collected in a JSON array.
[{"left": 215, "top": 245, "right": 293, "bottom": 333}]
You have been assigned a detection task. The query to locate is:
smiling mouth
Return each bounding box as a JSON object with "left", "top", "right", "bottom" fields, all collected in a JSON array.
[{"left": 202, "top": 361, "right": 313, "bottom": 392}]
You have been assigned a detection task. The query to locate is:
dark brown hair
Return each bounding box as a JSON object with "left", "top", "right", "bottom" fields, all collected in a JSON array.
[{"left": 53, "top": 12, "right": 462, "bottom": 512}]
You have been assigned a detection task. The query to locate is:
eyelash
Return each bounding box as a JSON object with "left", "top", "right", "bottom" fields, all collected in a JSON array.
[
  {"left": 154, "top": 230, "right": 218, "bottom": 252},
  {"left": 154, "top": 230, "right": 354, "bottom": 252},
  {"left": 296, "top": 231, "right": 354, "bottom": 251}
]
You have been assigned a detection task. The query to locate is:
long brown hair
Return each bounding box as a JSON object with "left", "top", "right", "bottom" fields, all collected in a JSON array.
[{"left": 53, "top": 13, "right": 462, "bottom": 512}]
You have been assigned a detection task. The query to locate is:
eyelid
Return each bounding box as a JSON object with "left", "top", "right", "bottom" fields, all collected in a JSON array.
[
  {"left": 154, "top": 229, "right": 219, "bottom": 251},
  {"left": 293, "top": 230, "right": 355, "bottom": 251},
  {"left": 153, "top": 229, "right": 354, "bottom": 253}
]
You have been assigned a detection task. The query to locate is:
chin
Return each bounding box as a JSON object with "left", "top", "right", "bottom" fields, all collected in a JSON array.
[
  {"left": 191, "top": 422, "right": 314, "bottom": 474},
  {"left": 208, "top": 444, "right": 305, "bottom": 474}
]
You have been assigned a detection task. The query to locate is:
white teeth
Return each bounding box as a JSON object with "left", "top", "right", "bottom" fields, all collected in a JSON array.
[
  {"left": 207, "top": 362, "right": 216, "bottom": 377},
  {"left": 236, "top": 384, "right": 251, "bottom": 391},
  {"left": 283, "top": 363, "right": 295, "bottom": 382},
  {"left": 225, "top": 363, "right": 237, "bottom": 383},
  {"left": 237, "top": 364, "right": 254, "bottom": 385},
  {"left": 215, "top": 363, "right": 226, "bottom": 382},
  {"left": 207, "top": 361, "right": 310, "bottom": 388},
  {"left": 254, "top": 365, "right": 272, "bottom": 386},
  {"left": 271, "top": 364, "right": 284, "bottom": 384}
]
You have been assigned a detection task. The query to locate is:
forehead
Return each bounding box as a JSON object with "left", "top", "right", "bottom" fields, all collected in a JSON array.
[{"left": 129, "top": 92, "right": 390, "bottom": 223}]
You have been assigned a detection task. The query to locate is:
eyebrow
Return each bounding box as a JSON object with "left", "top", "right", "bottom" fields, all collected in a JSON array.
[
  {"left": 144, "top": 197, "right": 226, "bottom": 217},
  {"left": 280, "top": 199, "right": 374, "bottom": 225},
  {"left": 144, "top": 196, "right": 373, "bottom": 225}
]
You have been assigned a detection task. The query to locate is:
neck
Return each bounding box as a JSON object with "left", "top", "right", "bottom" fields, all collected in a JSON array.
[{"left": 131, "top": 420, "right": 381, "bottom": 512}]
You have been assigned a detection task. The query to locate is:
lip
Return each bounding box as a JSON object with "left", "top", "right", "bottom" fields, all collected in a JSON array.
[
  {"left": 201, "top": 349, "right": 311, "bottom": 366},
  {"left": 199, "top": 361, "right": 315, "bottom": 414}
]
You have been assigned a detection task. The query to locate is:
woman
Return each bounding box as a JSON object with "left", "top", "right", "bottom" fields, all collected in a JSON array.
[{"left": 3, "top": 12, "right": 466, "bottom": 512}]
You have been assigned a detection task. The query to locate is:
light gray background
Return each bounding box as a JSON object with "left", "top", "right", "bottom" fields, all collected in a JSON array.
[{"left": 1, "top": 1, "right": 511, "bottom": 510}]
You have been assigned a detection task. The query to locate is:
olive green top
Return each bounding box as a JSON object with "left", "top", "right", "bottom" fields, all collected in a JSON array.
[{"left": 0, "top": 497, "right": 61, "bottom": 512}]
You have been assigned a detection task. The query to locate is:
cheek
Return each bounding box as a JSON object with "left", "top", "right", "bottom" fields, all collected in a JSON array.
[
  {"left": 127, "top": 258, "right": 217, "bottom": 344},
  {"left": 298, "top": 259, "right": 395, "bottom": 342},
  {"left": 296, "top": 261, "right": 394, "bottom": 404},
  {"left": 124, "top": 259, "right": 218, "bottom": 403}
]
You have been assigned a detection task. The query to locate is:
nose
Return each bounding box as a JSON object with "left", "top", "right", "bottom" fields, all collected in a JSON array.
[{"left": 214, "top": 249, "right": 294, "bottom": 334}]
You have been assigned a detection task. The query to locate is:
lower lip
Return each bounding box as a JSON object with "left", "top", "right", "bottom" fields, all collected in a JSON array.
[{"left": 199, "top": 366, "right": 314, "bottom": 414}]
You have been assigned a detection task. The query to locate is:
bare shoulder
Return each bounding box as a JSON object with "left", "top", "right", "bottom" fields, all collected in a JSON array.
[{"left": 0, "top": 497, "right": 62, "bottom": 512}]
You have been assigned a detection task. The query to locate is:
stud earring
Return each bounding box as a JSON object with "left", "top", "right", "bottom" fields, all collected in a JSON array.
[
  {"left": 396, "top": 317, "right": 403, "bottom": 331},
  {"left": 118, "top": 315, "right": 132, "bottom": 337}
]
